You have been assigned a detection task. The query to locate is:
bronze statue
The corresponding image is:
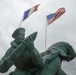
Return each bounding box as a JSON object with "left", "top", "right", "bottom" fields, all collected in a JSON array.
[
  {"left": 0, "top": 28, "right": 76, "bottom": 75},
  {"left": 36, "top": 42, "right": 76, "bottom": 75}
]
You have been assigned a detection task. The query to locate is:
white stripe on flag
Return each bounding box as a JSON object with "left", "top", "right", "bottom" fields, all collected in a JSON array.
[{"left": 28, "top": 7, "right": 34, "bottom": 17}]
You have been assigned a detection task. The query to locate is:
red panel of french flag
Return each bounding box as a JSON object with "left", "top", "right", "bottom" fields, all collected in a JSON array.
[{"left": 46, "top": 8, "right": 66, "bottom": 25}]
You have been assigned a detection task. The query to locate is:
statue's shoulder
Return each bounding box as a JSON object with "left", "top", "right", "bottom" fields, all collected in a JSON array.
[
  {"left": 47, "top": 42, "right": 70, "bottom": 50},
  {"left": 4, "top": 40, "right": 17, "bottom": 56},
  {"left": 2, "top": 44, "right": 14, "bottom": 60},
  {"left": 10, "top": 40, "right": 17, "bottom": 48}
]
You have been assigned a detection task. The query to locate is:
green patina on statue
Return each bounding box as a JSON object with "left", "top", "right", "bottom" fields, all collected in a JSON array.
[{"left": 0, "top": 28, "right": 76, "bottom": 75}]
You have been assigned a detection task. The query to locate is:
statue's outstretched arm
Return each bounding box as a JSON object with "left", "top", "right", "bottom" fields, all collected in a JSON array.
[
  {"left": 0, "top": 56, "right": 14, "bottom": 73},
  {"left": 0, "top": 47, "right": 14, "bottom": 73}
]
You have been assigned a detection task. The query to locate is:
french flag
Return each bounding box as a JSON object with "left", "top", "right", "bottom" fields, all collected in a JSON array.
[{"left": 22, "top": 4, "right": 40, "bottom": 21}]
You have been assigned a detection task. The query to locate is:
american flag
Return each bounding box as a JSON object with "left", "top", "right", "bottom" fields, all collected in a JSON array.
[
  {"left": 22, "top": 4, "right": 40, "bottom": 21},
  {"left": 46, "top": 8, "right": 66, "bottom": 25}
]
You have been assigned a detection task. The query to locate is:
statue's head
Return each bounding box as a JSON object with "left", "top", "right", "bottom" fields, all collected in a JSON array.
[
  {"left": 12, "top": 27, "right": 25, "bottom": 43},
  {"left": 63, "top": 45, "right": 76, "bottom": 62},
  {"left": 46, "top": 42, "right": 76, "bottom": 62}
]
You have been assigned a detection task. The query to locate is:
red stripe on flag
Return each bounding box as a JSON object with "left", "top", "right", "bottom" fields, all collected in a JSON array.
[
  {"left": 34, "top": 4, "right": 40, "bottom": 11},
  {"left": 48, "top": 18, "right": 55, "bottom": 25},
  {"left": 54, "top": 8, "right": 66, "bottom": 21}
]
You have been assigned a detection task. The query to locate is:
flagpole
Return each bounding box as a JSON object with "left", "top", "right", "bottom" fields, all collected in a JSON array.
[
  {"left": 19, "top": 13, "right": 24, "bottom": 28},
  {"left": 19, "top": 20, "right": 22, "bottom": 28},
  {"left": 45, "top": 18, "right": 48, "bottom": 51}
]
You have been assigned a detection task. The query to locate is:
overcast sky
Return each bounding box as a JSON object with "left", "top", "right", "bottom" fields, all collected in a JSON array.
[{"left": 0, "top": 0, "right": 76, "bottom": 75}]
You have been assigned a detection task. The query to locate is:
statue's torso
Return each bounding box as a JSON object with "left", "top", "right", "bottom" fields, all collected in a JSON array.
[
  {"left": 8, "top": 41, "right": 36, "bottom": 70},
  {"left": 13, "top": 49, "right": 35, "bottom": 70}
]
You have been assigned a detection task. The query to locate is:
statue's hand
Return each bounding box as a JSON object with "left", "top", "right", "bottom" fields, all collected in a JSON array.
[{"left": 23, "top": 36, "right": 34, "bottom": 52}]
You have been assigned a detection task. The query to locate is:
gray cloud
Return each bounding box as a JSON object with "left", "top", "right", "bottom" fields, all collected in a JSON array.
[{"left": 0, "top": 0, "right": 76, "bottom": 75}]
